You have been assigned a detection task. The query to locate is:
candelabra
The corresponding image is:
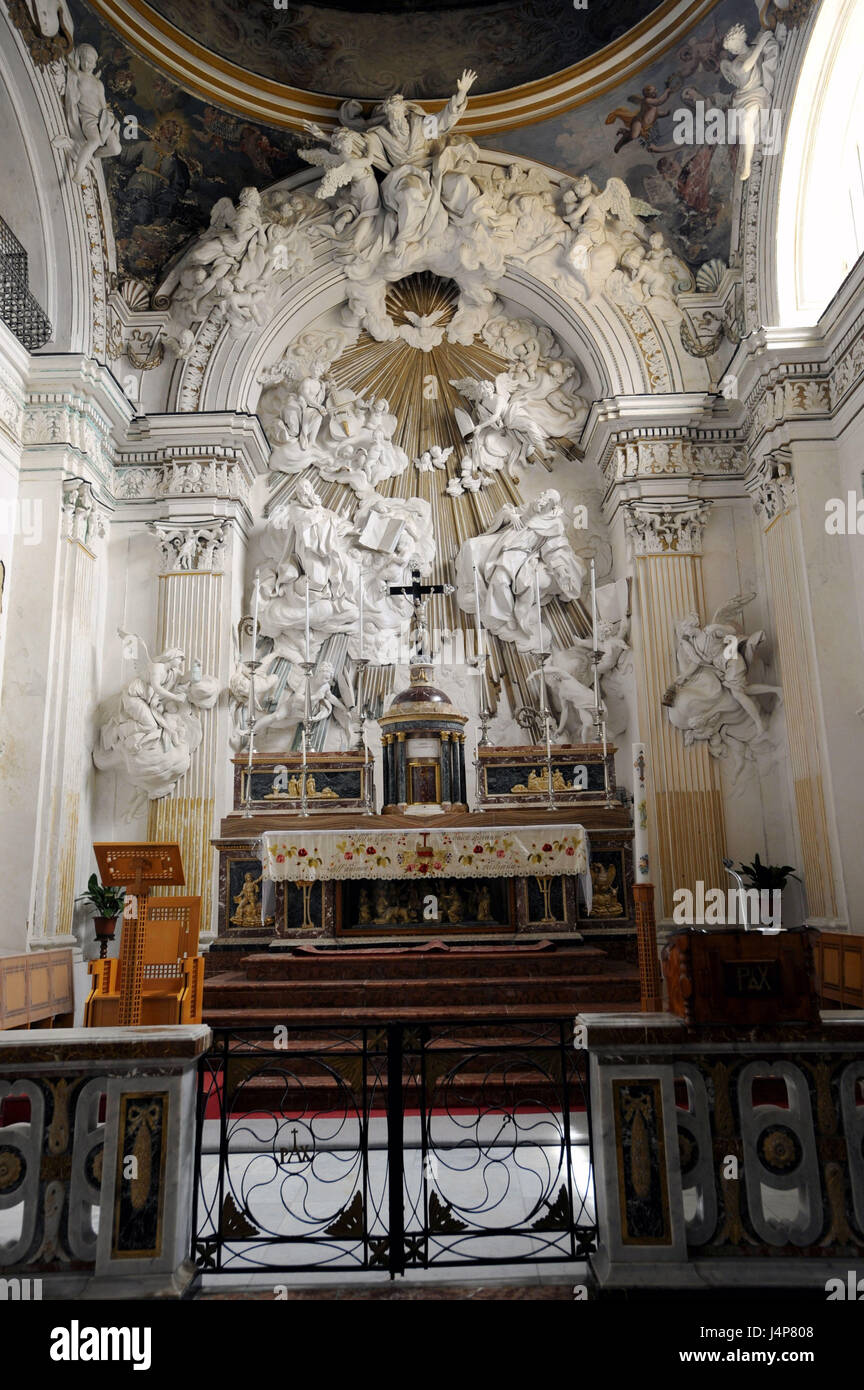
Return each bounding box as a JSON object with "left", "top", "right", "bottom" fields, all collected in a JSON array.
[
  {"left": 469, "top": 649, "right": 493, "bottom": 747},
  {"left": 353, "top": 657, "right": 369, "bottom": 751},
  {"left": 351, "top": 656, "right": 375, "bottom": 815},
  {"left": 241, "top": 659, "right": 262, "bottom": 819},
  {"left": 537, "top": 652, "right": 557, "bottom": 812},
  {"left": 299, "top": 660, "right": 316, "bottom": 819}
]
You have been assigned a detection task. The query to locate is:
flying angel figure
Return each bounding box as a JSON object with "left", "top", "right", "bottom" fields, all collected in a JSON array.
[{"left": 298, "top": 122, "right": 380, "bottom": 217}]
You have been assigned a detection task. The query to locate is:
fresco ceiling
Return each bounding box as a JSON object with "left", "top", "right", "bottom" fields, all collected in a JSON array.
[
  {"left": 6, "top": 0, "right": 809, "bottom": 296},
  {"left": 131, "top": 0, "right": 665, "bottom": 98}
]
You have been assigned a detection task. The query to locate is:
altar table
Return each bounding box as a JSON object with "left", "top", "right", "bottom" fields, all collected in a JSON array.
[{"left": 261, "top": 823, "right": 591, "bottom": 907}]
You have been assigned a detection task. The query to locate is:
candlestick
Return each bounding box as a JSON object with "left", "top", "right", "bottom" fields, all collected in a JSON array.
[
  {"left": 304, "top": 578, "right": 311, "bottom": 663},
  {"left": 300, "top": 723, "right": 308, "bottom": 819},
  {"left": 535, "top": 567, "right": 543, "bottom": 654},
  {"left": 472, "top": 564, "right": 484, "bottom": 658}
]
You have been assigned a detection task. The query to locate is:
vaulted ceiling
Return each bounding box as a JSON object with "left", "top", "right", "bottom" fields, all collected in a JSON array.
[
  {"left": 106, "top": 0, "right": 665, "bottom": 98},
  {"left": 8, "top": 0, "right": 802, "bottom": 293}
]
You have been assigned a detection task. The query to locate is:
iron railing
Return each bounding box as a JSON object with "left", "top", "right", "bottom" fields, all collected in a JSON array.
[
  {"left": 0, "top": 216, "right": 52, "bottom": 350},
  {"left": 192, "top": 1019, "right": 596, "bottom": 1280}
]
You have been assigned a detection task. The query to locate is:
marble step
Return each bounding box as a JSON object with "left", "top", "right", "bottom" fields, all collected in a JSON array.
[
  {"left": 238, "top": 945, "right": 615, "bottom": 982},
  {"left": 204, "top": 970, "right": 639, "bottom": 1010},
  {"left": 204, "top": 1068, "right": 591, "bottom": 1114},
  {"left": 202, "top": 999, "right": 633, "bottom": 1028}
]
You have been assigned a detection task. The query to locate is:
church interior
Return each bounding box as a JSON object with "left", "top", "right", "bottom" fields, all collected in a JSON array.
[{"left": 2, "top": 0, "right": 864, "bottom": 1334}]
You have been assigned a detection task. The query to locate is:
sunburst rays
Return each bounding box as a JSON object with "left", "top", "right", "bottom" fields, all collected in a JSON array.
[{"left": 266, "top": 272, "right": 590, "bottom": 721}]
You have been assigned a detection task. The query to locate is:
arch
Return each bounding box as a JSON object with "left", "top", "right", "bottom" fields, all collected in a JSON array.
[
  {"left": 776, "top": 0, "right": 864, "bottom": 326},
  {"left": 0, "top": 8, "right": 113, "bottom": 354},
  {"left": 171, "top": 152, "right": 705, "bottom": 418}
]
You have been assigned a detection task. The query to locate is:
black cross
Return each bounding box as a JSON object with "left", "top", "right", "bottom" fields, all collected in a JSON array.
[{"left": 387, "top": 569, "right": 448, "bottom": 604}]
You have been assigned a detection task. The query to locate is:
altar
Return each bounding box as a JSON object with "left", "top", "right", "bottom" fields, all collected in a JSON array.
[{"left": 213, "top": 792, "right": 636, "bottom": 941}]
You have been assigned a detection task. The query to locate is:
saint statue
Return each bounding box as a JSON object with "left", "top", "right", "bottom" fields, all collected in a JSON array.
[
  {"left": 455, "top": 490, "right": 585, "bottom": 650},
  {"left": 230, "top": 872, "right": 263, "bottom": 928}
]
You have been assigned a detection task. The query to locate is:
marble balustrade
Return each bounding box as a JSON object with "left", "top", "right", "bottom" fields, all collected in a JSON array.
[
  {"left": 580, "top": 1010, "right": 864, "bottom": 1289},
  {"left": 0, "top": 1025, "right": 210, "bottom": 1299}
]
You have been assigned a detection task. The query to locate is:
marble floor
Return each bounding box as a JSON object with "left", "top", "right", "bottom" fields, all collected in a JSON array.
[{"left": 194, "top": 1110, "right": 594, "bottom": 1292}]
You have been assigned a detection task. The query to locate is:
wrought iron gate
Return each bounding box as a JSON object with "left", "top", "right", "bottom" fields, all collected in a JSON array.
[{"left": 192, "top": 1020, "right": 596, "bottom": 1279}]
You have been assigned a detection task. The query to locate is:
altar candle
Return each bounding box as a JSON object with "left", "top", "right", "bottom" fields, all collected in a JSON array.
[
  {"left": 358, "top": 579, "right": 364, "bottom": 658},
  {"left": 251, "top": 567, "right": 260, "bottom": 658},
  {"left": 472, "top": 564, "right": 484, "bottom": 655},
  {"left": 535, "top": 567, "right": 543, "bottom": 654},
  {"left": 590, "top": 558, "right": 599, "bottom": 652},
  {"left": 304, "top": 578, "right": 311, "bottom": 663},
  {"left": 632, "top": 741, "right": 651, "bottom": 882}
]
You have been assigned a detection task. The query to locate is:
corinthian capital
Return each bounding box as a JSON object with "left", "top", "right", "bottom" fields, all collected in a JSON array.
[
  {"left": 747, "top": 451, "right": 795, "bottom": 528},
  {"left": 623, "top": 500, "right": 712, "bottom": 556}
]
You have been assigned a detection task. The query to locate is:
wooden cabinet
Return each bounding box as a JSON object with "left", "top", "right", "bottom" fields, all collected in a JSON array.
[
  {"left": 662, "top": 927, "right": 820, "bottom": 1025},
  {"left": 0, "top": 948, "right": 74, "bottom": 1029},
  {"left": 815, "top": 931, "right": 864, "bottom": 1008}
]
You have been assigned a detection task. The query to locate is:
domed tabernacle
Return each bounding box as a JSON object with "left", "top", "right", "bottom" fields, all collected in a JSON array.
[{"left": 378, "top": 667, "right": 468, "bottom": 812}]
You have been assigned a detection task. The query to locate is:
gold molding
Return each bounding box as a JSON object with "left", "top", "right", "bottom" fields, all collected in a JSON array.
[{"left": 87, "top": 0, "right": 720, "bottom": 135}]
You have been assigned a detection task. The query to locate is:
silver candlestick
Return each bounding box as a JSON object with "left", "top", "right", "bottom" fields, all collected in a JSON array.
[
  {"left": 299, "top": 660, "right": 316, "bottom": 819},
  {"left": 538, "top": 651, "right": 557, "bottom": 812},
  {"left": 470, "top": 648, "right": 492, "bottom": 748},
  {"left": 353, "top": 657, "right": 369, "bottom": 751},
  {"left": 242, "top": 659, "right": 262, "bottom": 819}
]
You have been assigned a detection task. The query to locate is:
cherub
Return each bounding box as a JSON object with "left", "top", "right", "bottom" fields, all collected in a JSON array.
[
  {"left": 605, "top": 82, "right": 675, "bottom": 154},
  {"left": 414, "top": 444, "right": 454, "bottom": 472}
]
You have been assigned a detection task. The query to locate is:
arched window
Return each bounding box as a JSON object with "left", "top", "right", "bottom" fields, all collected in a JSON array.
[{"left": 776, "top": 0, "right": 864, "bottom": 325}]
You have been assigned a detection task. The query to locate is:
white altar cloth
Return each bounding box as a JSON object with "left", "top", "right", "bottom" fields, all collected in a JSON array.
[{"left": 261, "top": 824, "right": 591, "bottom": 908}]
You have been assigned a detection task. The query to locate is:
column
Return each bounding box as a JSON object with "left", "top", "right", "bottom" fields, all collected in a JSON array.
[
  {"left": 396, "top": 732, "right": 407, "bottom": 804},
  {"left": 452, "top": 733, "right": 465, "bottom": 807},
  {"left": 145, "top": 521, "right": 233, "bottom": 939},
  {"left": 439, "top": 731, "right": 451, "bottom": 804},
  {"left": 625, "top": 501, "right": 728, "bottom": 918},
  {"left": 0, "top": 467, "right": 111, "bottom": 952},
  {"left": 749, "top": 458, "right": 839, "bottom": 920},
  {"left": 380, "top": 734, "right": 391, "bottom": 806}
]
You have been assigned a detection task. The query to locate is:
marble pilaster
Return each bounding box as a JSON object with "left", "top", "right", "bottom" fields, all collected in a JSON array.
[
  {"left": 624, "top": 499, "right": 728, "bottom": 917},
  {"left": 748, "top": 455, "right": 840, "bottom": 921}
]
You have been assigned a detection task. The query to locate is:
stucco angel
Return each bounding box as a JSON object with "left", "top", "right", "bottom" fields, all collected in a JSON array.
[
  {"left": 299, "top": 124, "right": 382, "bottom": 246},
  {"left": 663, "top": 594, "right": 782, "bottom": 762},
  {"left": 57, "top": 44, "right": 121, "bottom": 184},
  {"left": 252, "top": 660, "right": 354, "bottom": 747},
  {"left": 562, "top": 175, "right": 660, "bottom": 295},
  {"left": 94, "top": 630, "right": 218, "bottom": 802},
  {"left": 450, "top": 373, "right": 558, "bottom": 480}
]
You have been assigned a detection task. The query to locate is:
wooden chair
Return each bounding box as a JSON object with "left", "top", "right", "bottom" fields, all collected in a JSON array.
[{"left": 84, "top": 895, "right": 204, "bottom": 1026}]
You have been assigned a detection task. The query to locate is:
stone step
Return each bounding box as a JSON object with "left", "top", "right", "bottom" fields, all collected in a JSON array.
[
  {"left": 208, "top": 1069, "right": 589, "bottom": 1115},
  {"left": 203, "top": 970, "right": 639, "bottom": 1010},
  {"left": 202, "top": 999, "right": 631, "bottom": 1028},
  {"left": 238, "top": 945, "right": 614, "bottom": 982}
]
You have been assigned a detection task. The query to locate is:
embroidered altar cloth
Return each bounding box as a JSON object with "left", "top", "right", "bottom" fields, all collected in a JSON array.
[{"left": 261, "top": 825, "right": 590, "bottom": 898}]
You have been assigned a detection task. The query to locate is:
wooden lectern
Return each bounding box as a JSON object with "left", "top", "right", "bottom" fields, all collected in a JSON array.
[{"left": 85, "top": 842, "right": 203, "bottom": 1027}]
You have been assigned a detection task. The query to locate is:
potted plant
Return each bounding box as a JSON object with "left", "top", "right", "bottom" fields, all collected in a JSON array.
[
  {"left": 733, "top": 853, "right": 801, "bottom": 929},
  {"left": 78, "top": 874, "right": 126, "bottom": 958}
]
